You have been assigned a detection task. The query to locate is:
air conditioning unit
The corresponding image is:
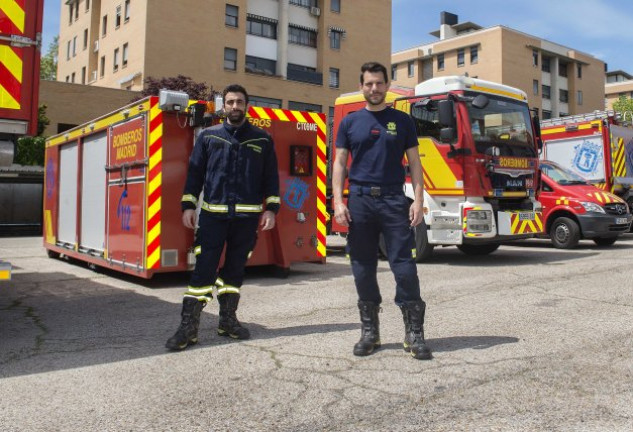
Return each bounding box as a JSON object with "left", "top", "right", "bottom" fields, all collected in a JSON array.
[
  {"left": 310, "top": 6, "right": 321, "bottom": 16},
  {"left": 93, "top": 40, "right": 99, "bottom": 52}
]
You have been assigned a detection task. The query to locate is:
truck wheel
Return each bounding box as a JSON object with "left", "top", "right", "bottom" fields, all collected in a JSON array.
[
  {"left": 593, "top": 237, "right": 618, "bottom": 247},
  {"left": 46, "top": 249, "right": 60, "bottom": 259},
  {"left": 550, "top": 217, "right": 580, "bottom": 249},
  {"left": 457, "top": 244, "right": 500, "bottom": 256},
  {"left": 378, "top": 221, "right": 434, "bottom": 263}
]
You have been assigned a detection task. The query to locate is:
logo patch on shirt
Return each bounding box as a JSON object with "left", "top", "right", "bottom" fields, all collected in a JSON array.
[{"left": 386, "top": 122, "right": 397, "bottom": 135}]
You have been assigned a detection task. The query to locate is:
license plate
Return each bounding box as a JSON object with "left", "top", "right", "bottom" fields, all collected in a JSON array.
[
  {"left": 518, "top": 212, "right": 534, "bottom": 221},
  {"left": 616, "top": 217, "right": 628, "bottom": 224}
]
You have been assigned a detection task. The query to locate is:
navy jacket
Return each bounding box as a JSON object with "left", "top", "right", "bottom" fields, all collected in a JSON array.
[{"left": 181, "top": 121, "right": 280, "bottom": 217}]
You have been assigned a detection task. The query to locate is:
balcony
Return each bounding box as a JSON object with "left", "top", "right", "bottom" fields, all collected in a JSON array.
[{"left": 286, "top": 67, "right": 322, "bottom": 85}]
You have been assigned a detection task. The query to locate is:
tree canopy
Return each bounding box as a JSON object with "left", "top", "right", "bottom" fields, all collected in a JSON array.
[
  {"left": 613, "top": 95, "right": 633, "bottom": 120},
  {"left": 140, "top": 75, "right": 215, "bottom": 101},
  {"left": 40, "top": 36, "right": 58, "bottom": 81}
]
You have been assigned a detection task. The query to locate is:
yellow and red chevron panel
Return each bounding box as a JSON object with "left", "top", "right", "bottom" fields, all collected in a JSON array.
[
  {"left": 509, "top": 211, "right": 543, "bottom": 234},
  {"left": 586, "top": 191, "right": 624, "bottom": 204},
  {"left": 611, "top": 134, "right": 626, "bottom": 192},
  {"left": 0, "top": 0, "right": 26, "bottom": 110},
  {"left": 146, "top": 97, "right": 163, "bottom": 269},
  {"left": 247, "top": 106, "right": 327, "bottom": 258}
]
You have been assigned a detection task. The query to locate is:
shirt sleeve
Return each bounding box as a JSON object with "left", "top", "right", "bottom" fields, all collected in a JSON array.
[
  {"left": 335, "top": 115, "right": 350, "bottom": 150},
  {"left": 181, "top": 132, "right": 207, "bottom": 212},
  {"left": 403, "top": 113, "right": 418, "bottom": 150},
  {"left": 263, "top": 134, "right": 281, "bottom": 214}
]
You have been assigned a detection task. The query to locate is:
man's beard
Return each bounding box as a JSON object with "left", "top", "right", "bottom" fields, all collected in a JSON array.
[
  {"left": 365, "top": 92, "right": 385, "bottom": 106},
  {"left": 227, "top": 110, "right": 245, "bottom": 124}
]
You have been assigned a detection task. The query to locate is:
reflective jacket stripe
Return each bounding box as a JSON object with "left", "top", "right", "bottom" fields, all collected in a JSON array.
[
  {"left": 266, "top": 196, "right": 280, "bottom": 204},
  {"left": 182, "top": 194, "right": 198, "bottom": 205}
]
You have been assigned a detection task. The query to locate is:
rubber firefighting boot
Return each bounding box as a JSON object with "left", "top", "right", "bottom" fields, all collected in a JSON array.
[
  {"left": 165, "top": 297, "right": 206, "bottom": 351},
  {"left": 353, "top": 300, "right": 381, "bottom": 356},
  {"left": 217, "top": 293, "right": 250, "bottom": 340},
  {"left": 401, "top": 300, "right": 432, "bottom": 360}
]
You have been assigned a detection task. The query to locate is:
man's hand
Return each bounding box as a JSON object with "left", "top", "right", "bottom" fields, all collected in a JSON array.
[
  {"left": 260, "top": 210, "right": 276, "bottom": 231},
  {"left": 409, "top": 200, "right": 424, "bottom": 227},
  {"left": 334, "top": 202, "right": 351, "bottom": 227},
  {"left": 182, "top": 209, "right": 197, "bottom": 229}
]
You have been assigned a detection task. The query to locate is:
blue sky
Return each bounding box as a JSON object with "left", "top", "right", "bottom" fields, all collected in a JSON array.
[{"left": 42, "top": 0, "right": 633, "bottom": 73}]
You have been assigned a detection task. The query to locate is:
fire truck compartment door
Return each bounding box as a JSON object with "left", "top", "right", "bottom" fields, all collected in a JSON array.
[
  {"left": 80, "top": 131, "right": 107, "bottom": 252},
  {"left": 58, "top": 142, "right": 78, "bottom": 245},
  {"left": 545, "top": 136, "right": 605, "bottom": 183}
]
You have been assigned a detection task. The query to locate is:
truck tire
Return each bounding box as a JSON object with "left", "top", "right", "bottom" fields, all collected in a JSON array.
[
  {"left": 378, "top": 221, "right": 434, "bottom": 263},
  {"left": 593, "top": 237, "right": 618, "bottom": 247},
  {"left": 457, "top": 243, "right": 500, "bottom": 256},
  {"left": 550, "top": 217, "right": 580, "bottom": 249},
  {"left": 46, "top": 249, "right": 60, "bottom": 259}
]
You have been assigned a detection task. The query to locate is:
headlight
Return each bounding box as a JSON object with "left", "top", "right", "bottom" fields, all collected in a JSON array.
[{"left": 580, "top": 201, "right": 605, "bottom": 214}]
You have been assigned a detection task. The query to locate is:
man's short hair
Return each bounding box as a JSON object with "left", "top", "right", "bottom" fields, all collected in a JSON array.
[
  {"left": 360, "top": 62, "right": 389, "bottom": 84},
  {"left": 222, "top": 84, "right": 249, "bottom": 104}
]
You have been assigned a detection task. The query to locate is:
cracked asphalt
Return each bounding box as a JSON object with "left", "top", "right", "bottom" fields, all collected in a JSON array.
[{"left": 1, "top": 235, "right": 633, "bottom": 431}]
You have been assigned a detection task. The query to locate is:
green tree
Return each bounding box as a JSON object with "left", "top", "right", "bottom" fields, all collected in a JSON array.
[
  {"left": 612, "top": 95, "right": 633, "bottom": 118},
  {"left": 40, "top": 36, "right": 58, "bottom": 81},
  {"left": 138, "top": 75, "right": 215, "bottom": 101},
  {"left": 14, "top": 105, "right": 50, "bottom": 166}
]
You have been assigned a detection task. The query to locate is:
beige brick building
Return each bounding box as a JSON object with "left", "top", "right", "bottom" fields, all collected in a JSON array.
[
  {"left": 605, "top": 70, "right": 633, "bottom": 111},
  {"left": 57, "top": 0, "right": 391, "bottom": 116},
  {"left": 391, "top": 12, "right": 605, "bottom": 119}
]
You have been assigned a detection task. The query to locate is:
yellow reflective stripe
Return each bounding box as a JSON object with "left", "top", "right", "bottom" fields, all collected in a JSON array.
[
  {"left": 411, "top": 248, "right": 417, "bottom": 259},
  {"left": 194, "top": 245, "right": 201, "bottom": 255},
  {"left": 235, "top": 204, "right": 263, "bottom": 212},
  {"left": 184, "top": 294, "right": 212, "bottom": 302},
  {"left": 215, "top": 277, "right": 224, "bottom": 287},
  {"left": 265, "top": 196, "right": 280, "bottom": 204},
  {"left": 201, "top": 202, "right": 229, "bottom": 212},
  {"left": 182, "top": 194, "right": 198, "bottom": 204},
  {"left": 186, "top": 285, "right": 214, "bottom": 295},
  {"left": 217, "top": 286, "right": 240, "bottom": 295},
  {"left": 247, "top": 251, "right": 253, "bottom": 259}
]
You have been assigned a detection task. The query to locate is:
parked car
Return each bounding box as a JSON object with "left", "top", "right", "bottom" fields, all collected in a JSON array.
[{"left": 538, "top": 160, "right": 632, "bottom": 248}]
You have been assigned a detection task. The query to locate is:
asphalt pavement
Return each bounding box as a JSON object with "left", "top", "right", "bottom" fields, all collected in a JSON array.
[{"left": 1, "top": 235, "right": 632, "bottom": 431}]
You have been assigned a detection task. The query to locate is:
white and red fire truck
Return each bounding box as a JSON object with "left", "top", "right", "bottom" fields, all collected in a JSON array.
[
  {"left": 329, "top": 76, "right": 544, "bottom": 261},
  {"left": 43, "top": 92, "right": 327, "bottom": 278}
]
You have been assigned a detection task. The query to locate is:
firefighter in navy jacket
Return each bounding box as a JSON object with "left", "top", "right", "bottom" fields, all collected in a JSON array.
[{"left": 166, "top": 84, "right": 280, "bottom": 351}]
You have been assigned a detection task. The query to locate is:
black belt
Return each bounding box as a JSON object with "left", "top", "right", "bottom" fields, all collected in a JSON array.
[{"left": 349, "top": 184, "right": 404, "bottom": 197}]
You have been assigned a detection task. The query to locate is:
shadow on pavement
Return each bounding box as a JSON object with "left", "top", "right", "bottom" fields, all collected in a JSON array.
[{"left": 379, "top": 335, "right": 519, "bottom": 353}]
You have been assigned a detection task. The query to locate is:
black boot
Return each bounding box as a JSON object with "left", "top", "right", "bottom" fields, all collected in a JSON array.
[
  {"left": 166, "top": 297, "right": 206, "bottom": 351},
  {"left": 353, "top": 301, "right": 381, "bottom": 356},
  {"left": 217, "top": 293, "right": 250, "bottom": 340},
  {"left": 401, "top": 300, "right": 432, "bottom": 360}
]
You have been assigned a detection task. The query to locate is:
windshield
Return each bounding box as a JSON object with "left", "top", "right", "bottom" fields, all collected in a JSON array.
[
  {"left": 466, "top": 93, "right": 536, "bottom": 158},
  {"left": 541, "top": 162, "right": 588, "bottom": 185}
]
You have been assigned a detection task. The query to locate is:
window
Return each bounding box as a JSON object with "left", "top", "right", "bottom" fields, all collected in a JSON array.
[
  {"left": 124, "top": 0, "right": 130, "bottom": 22},
  {"left": 66, "top": 40, "right": 71, "bottom": 60},
  {"left": 245, "top": 55, "right": 276, "bottom": 75},
  {"left": 470, "top": 46, "right": 478, "bottom": 64},
  {"left": 289, "top": 101, "right": 322, "bottom": 113},
  {"left": 457, "top": 48, "right": 465, "bottom": 67},
  {"left": 116, "top": 5, "right": 121, "bottom": 28},
  {"left": 532, "top": 49, "right": 538, "bottom": 66},
  {"left": 329, "top": 68, "right": 339, "bottom": 88},
  {"left": 331, "top": 0, "right": 340, "bottom": 12},
  {"left": 559, "top": 62, "right": 568, "bottom": 77},
  {"left": 330, "top": 30, "right": 342, "bottom": 49},
  {"left": 100, "top": 55, "right": 106, "bottom": 77},
  {"left": 391, "top": 64, "right": 397, "bottom": 81},
  {"left": 437, "top": 53, "right": 444, "bottom": 71},
  {"left": 542, "top": 110, "right": 552, "bottom": 120},
  {"left": 74, "top": 1, "right": 79, "bottom": 20},
  {"left": 542, "top": 85, "right": 551, "bottom": 99},
  {"left": 577, "top": 64, "right": 582, "bottom": 79},
  {"left": 122, "top": 43, "right": 128, "bottom": 67},
  {"left": 72, "top": 36, "right": 77, "bottom": 56},
  {"left": 542, "top": 56, "right": 550, "bottom": 73},
  {"left": 225, "top": 4, "right": 238, "bottom": 27},
  {"left": 533, "top": 79, "right": 539, "bottom": 96},
  {"left": 102, "top": 15, "right": 108, "bottom": 36},
  {"left": 247, "top": 15, "right": 277, "bottom": 39},
  {"left": 65, "top": 75, "right": 70, "bottom": 83},
  {"left": 81, "top": 67, "right": 86, "bottom": 84},
  {"left": 411, "top": 104, "right": 442, "bottom": 142},
  {"left": 224, "top": 48, "right": 237, "bottom": 70},
  {"left": 559, "top": 89, "right": 569, "bottom": 103},
  {"left": 577, "top": 90, "right": 583, "bottom": 105},
  {"left": 290, "top": 0, "right": 317, "bottom": 7},
  {"left": 86, "top": 0, "right": 90, "bottom": 12},
  {"left": 289, "top": 26, "right": 317, "bottom": 47},
  {"left": 71, "top": 72, "right": 75, "bottom": 83},
  {"left": 83, "top": 29, "right": 88, "bottom": 50},
  {"left": 250, "top": 96, "right": 281, "bottom": 108},
  {"left": 113, "top": 47, "right": 119, "bottom": 71},
  {"left": 408, "top": 61, "right": 414, "bottom": 77}
]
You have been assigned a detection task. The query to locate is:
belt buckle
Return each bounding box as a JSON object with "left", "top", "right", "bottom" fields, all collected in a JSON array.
[{"left": 369, "top": 186, "right": 381, "bottom": 197}]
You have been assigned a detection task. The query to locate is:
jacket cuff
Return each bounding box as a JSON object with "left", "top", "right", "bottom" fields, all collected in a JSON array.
[
  {"left": 265, "top": 203, "right": 280, "bottom": 214},
  {"left": 181, "top": 202, "right": 197, "bottom": 212}
]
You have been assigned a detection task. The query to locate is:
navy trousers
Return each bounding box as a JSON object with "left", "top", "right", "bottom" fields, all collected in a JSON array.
[
  {"left": 188, "top": 213, "right": 259, "bottom": 292},
  {"left": 347, "top": 191, "right": 421, "bottom": 306}
]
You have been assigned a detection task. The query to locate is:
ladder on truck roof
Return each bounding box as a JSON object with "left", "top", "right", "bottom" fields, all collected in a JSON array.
[{"left": 541, "top": 110, "right": 617, "bottom": 127}]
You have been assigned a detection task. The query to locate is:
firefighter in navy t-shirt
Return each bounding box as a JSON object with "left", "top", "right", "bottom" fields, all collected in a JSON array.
[{"left": 332, "top": 62, "right": 432, "bottom": 360}]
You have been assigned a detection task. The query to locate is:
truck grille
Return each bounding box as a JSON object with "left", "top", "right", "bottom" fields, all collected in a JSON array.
[{"left": 604, "top": 203, "right": 628, "bottom": 216}]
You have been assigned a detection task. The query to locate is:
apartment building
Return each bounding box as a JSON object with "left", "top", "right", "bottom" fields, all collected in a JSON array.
[
  {"left": 391, "top": 12, "right": 605, "bottom": 119},
  {"left": 605, "top": 70, "right": 633, "bottom": 110},
  {"left": 57, "top": 0, "right": 391, "bottom": 115}
]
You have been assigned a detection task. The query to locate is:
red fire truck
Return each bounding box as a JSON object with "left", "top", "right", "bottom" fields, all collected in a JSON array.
[
  {"left": 43, "top": 92, "right": 327, "bottom": 278},
  {"left": 330, "top": 76, "right": 544, "bottom": 261}
]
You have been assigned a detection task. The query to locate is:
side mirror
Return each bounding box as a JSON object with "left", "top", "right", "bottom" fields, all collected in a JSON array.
[
  {"left": 472, "top": 94, "right": 489, "bottom": 109},
  {"left": 440, "top": 127, "right": 456, "bottom": 143},
  {"left": 438, "top": 100, "right": 455, "bottom": 128},
  {"left": 532, "top": 114, "right": 542, "bottom": 150}
]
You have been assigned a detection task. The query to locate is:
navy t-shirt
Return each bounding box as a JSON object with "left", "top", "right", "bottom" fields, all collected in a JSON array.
[{"left": 335, "top": 107, "right": 418, "bottom": 186}]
